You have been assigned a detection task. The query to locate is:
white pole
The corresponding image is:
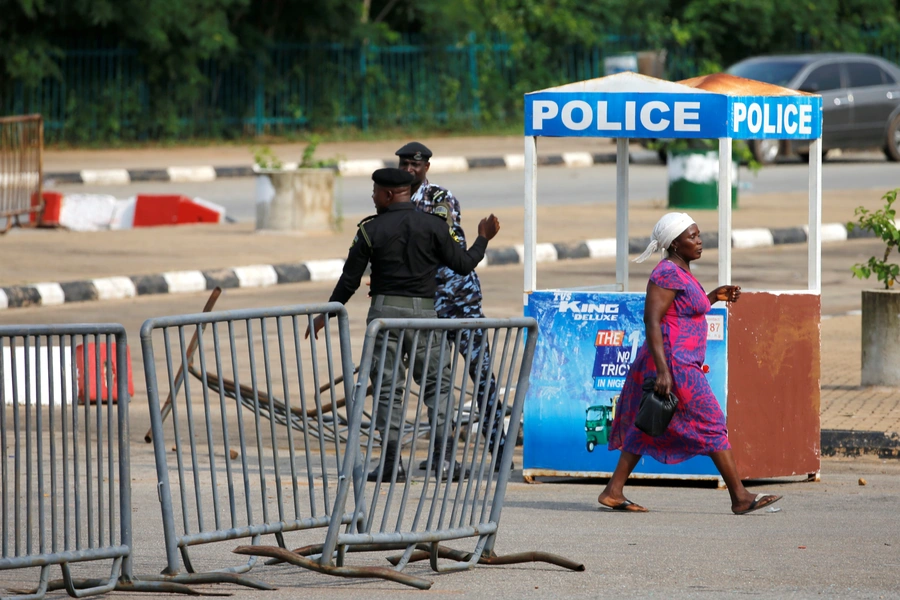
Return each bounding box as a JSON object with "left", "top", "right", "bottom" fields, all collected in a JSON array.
[
  {"left": 616, "top": 138, "right": 630, "bottom": 291},
  {"left": 524, "top": 136, "right": 538, "bottom": 303},
  {"left": 717, "top": 137, "right": 733, "bottom": 286},
  {"left": 808, "top": 137, "right": 823, "bottom": 292}
]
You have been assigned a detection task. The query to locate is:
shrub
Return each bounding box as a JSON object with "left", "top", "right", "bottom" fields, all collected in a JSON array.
[{"left": 848, "top": 188, "right": 900, "bottom": 289}]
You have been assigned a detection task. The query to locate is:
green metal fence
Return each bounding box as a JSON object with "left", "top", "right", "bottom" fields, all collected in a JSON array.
[
  {"left": 4, "top": 36, "right": 706, "bottom": 143},
  {"left": 13, "top": 34, "right": 896, "bottom": 144}
]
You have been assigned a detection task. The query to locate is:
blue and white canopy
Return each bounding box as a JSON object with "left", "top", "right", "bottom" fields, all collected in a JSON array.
[
  {"left": 524, "top": 71, "right": 822, "bottom": 140},
  {"left": 521, "top": 70, "right": 824, "bottom": 297}
]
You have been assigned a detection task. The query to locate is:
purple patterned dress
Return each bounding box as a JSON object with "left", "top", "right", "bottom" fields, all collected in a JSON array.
[{"left": 608, "top": 260, "right": 731, "bottom": 464}]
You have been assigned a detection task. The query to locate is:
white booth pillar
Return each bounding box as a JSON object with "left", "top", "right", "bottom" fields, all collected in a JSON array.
[
  {"left": 524, "top": 136, "right": 538, "bottom": 302},
  {"left": 808, "top": 138, "right": 823, "bottom": 292},
  {"left": 717, "top": 137, "right": 733, "bottom": 286},
  {"left": 615, "top": 138, "right": 630, "bottom": 290}
]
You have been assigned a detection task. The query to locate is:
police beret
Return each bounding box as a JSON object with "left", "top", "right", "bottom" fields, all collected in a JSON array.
[
  {"left": 372, "top": 167, "right": 414, "bottom": 188},
  {"left": 395, "top": 141, "right": 432, "bottom": 161}
]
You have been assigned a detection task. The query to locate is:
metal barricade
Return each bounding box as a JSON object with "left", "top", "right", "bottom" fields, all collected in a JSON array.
[
  {"left": 0, "top": 325, "right": 132, "bottom": 599},
  {"left": 0, "top": 115, "right": 43, "bottom": 232},
  {"left": 140, "top": 303, "right": 359, "bottom": 587},
  {"left": 237, "top": 317, "right": 584, "bottom": 589}
]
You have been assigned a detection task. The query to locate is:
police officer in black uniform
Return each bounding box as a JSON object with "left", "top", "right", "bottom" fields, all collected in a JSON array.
[{"left": 308, "top": 167, "right": 500, "bottom": 483}]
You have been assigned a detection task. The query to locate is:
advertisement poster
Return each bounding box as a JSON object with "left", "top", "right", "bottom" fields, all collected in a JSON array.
[{"left": 524, "top": 290, "right": 727, "bottom": 479}]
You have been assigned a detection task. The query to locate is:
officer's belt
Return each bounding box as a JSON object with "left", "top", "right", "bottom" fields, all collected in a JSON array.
[{"left": 371, "top": 295, "right": 435, "bottom": 310}]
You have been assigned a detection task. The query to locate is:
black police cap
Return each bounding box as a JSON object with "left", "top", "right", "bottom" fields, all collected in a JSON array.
[
  {"left": 372, "top": 167, "right": 414, "bottom": 188},
  {"left": 395, "top": 141, "right": 432, "bottom": 161}
]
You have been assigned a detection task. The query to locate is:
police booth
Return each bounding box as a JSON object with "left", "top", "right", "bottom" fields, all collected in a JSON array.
[{"left": 521, "top": 72, "right": 823, "bottom": 484}]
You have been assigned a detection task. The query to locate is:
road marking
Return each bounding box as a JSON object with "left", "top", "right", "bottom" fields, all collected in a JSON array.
[
  {"left": 585, "top": 238, "right": 617, "bottom": 259},
  {"left": 166, "top": 166, "right": 217, "bottom": 183},
  {"left": 80, "top": 169, "right": 131, "bottom": 185},
  {"left": 515, "top": 243, "right": 558, "bottom": 263},
  {"left": 805, "top": 223, "right": 849, "bottom": 243},
  {"left": 732, "top": 228, "right": 775, "bottom": 249},
  {"left": 34, "top": 283, "right": 65, "bottom": 306},
  {"left": 305, "top": 259, "right": 346, "bottom": 282},
  {"left": 163, "top": 271, "right": 207, "bottom": 294},
  {"left": 428, "top": 157, "right": 470, "bottom": 173},
  {"left": 234, "top": 265, "right": 279, "bottom": 288},
  {"left": 562, "top": 152, "right": 594, "bottom": 168},
  {"left": 338, "top": 159, "right": 385, "bottom": 177},
  {"left": 503, "top": 154, "right": 525, "bottom": 170},
  {"left": 93, "top": 277, "right": 137, "bottom": 300}
]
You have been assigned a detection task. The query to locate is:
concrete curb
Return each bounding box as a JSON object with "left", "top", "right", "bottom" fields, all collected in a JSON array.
[
  {"left": 0, "top": 222, "right": 871, "bottom": 311},
  {"left": 43, "top": 149, "right": 652, "bottom": 186},
  {"left": 821, "top": 429, "right": 900, "bottom": 458}
]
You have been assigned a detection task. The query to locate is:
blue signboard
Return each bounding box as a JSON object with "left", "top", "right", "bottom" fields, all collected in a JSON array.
[
  {"left": 524, "top": 91, "right": 822, "bottom": 140},
  {"left": 524, "top": 290, "right": 728, "bottom": 478}
]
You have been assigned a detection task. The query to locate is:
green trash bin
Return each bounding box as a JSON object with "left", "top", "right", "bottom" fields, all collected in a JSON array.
[{"left": 667, "top": 149, "right": 738, "bottom": 210}]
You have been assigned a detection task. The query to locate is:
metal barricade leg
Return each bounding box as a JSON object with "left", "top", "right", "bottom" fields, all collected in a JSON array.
[{"left": 238, "top": 317, "right": 584, "bottom": 589}]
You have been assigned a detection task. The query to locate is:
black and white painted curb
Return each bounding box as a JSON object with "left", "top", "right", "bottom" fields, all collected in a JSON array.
[
  {"left": 0, "top": 223, "right": 872, "bottom": 311},
  {"left": 821, "top": 429, "right": 900, "bottom": 457},
  {"left": 44, "top": 150, "right": 658, "bottom": 186}
]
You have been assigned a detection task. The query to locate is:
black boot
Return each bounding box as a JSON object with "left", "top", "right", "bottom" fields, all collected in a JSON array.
[
  {"left": 367, "top": 441, "right": 406, "bottom": 483},
  {"left": 432, "top": 440, "right": 470, "bottom": 482},
  {"left": 491, "top": 449, "right": 515, "bottom": 472},
  {"left": 491, "top": 440, "right": 515, "bottom": 472}
]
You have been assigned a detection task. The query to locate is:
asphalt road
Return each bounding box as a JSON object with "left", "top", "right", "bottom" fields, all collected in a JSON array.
[
  {"left": 49, "top": 153, "right": 900, "bottom": 223},
  {"left": 0, "top": 247, "right": 896, "bottom": 599},
  {"left": 5, "top": 144, "right": 898, "bottom": 597}
]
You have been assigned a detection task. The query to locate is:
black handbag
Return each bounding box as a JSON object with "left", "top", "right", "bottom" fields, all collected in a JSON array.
[{"left": 634, "top": 377, "right": 679, "bottom": 437}]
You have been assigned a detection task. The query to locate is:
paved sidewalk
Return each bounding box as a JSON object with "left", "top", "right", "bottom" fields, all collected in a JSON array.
[{"left": 820, "top": 313, "right": 900, "bottom": 456}]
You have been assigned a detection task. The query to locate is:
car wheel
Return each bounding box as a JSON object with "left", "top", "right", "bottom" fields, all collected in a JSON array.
[
  {"left": 797, "top": 149, "right": 830, "bottom": 163},
  {"left": 884, "top": 113, "right": 900, "bottom": 162},
  {"left": 751, "top": 139, "right": 780, "bottom": 164},
  {"left": 587, "top": 441, "right": 595, "bottom": 453}
]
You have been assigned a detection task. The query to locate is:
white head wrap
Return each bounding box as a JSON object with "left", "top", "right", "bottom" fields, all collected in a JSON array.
[{"left": 633, "top": 212, "right": 696, "bottom": 263}]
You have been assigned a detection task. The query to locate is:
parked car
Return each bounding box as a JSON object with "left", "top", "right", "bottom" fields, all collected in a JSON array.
[{"left": 726, "top": 53, "right": 900, "bottom": 163}]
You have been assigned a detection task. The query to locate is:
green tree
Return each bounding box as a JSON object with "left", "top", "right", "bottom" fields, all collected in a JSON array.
[
  {"left": 673, "top": 0, "right": 900, "bottom": 72},
  {"left": 7, "top": 0, "right": 900, "bottom": 142}
]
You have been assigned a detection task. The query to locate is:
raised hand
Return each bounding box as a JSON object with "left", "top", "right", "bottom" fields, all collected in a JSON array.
[{"left": 477, "top": 214, "right": 500, "bottom": 241}]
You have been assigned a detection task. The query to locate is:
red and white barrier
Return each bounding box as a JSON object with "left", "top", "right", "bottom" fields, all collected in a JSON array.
[
  {"left": 30, "top": 191, "right": 118, "bottom": 231},
  {"left": 75, "top": 342, "right": 135, "bottom": 404},
  {"left": 33, "top": 191, "right": 226, "bottom": 230},
  {"left": 131, "top": 194, "right": 226, "bottom": 227},
  {"left": 1, "top": 342, "right": 134, "bottom": 406}
]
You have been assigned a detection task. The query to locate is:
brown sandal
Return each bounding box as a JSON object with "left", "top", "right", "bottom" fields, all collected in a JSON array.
[
  {"left": 733, "top": 493, "right": 782, "bottom": 515},
  {"left": 599, "top": 499, "right": 649, "bottom": 512}
]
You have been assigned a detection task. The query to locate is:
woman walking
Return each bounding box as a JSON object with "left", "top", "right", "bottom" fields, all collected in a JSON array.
[{"left": 597, "top": 212, "right": 782, "bottom": 515}]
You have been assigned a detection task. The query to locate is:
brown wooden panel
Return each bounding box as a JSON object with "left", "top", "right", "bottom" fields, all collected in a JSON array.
[{"left": 727, "top": 292, "right": 821, "bottom": 479}]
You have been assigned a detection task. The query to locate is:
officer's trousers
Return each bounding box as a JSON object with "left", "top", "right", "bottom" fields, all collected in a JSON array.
[
  {"left": 367, "top": 296, "right": 453, "bottom": 446},
  {"left": 437, "top": 301, "right": 507, "bottom": 452}
]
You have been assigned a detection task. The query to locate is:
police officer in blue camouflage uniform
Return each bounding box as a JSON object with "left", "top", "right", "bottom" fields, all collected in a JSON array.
[{"left": 396, "top": 142, "right": 511, "bottom": 469}]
